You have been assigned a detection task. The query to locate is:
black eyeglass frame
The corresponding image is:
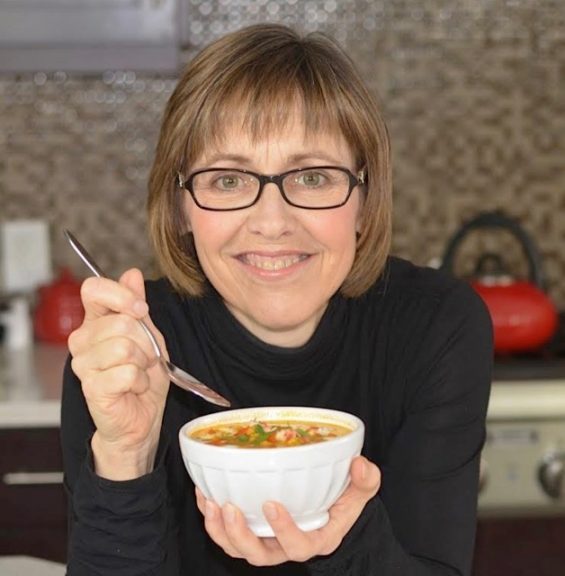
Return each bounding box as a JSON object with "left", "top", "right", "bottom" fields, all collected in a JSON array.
[{"left": 176, "top": 165, "right": 366, "bottom": 211}]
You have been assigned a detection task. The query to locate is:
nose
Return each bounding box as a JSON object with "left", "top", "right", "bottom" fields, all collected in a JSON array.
[{"left": 245, "top": 182, "right": 295, "bottom": 239}]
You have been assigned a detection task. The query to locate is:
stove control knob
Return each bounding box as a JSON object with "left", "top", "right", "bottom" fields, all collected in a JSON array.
[{"left": 538, "top": 453, "right": 565, "bottom": 500}]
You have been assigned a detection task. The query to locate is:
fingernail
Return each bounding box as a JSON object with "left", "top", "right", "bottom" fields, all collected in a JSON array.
[
  {"left": 263, "top": 502, "right": 278, "bottom": 521},
  {"left": 205, "top": 500, "right": 217, "bottom": 520},
  {"left": 133, "top": 300, "right": 148, "bottom": 317},
  {"left": 223, "top": 503, "right": 236, "bottom": 524}
]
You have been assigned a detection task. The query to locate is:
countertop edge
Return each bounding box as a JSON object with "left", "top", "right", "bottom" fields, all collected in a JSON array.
[{"left": 0, "top": 400, "right": 60, "bottom": 428}]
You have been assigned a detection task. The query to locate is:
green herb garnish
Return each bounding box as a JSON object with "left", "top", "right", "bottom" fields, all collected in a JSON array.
[{"left": 253, "top": 423, "right": 270, "bottom": 445}]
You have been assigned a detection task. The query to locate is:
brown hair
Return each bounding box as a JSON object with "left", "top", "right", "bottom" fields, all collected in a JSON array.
[{"left": 147, "top": 23, "right": 392, "bottom": 297}]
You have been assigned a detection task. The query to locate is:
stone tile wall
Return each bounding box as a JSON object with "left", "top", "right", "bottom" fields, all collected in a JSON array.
[{"left": 1, "top": 0, "right": 564, "bottom": 305}]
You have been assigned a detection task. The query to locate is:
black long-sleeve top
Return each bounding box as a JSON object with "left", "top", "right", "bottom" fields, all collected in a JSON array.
[{"left": 61, "top": 257, "right": 493, "bottom": 575}]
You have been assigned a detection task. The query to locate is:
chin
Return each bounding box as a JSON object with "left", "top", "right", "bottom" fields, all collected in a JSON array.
[{"left": 247, "top": 306, "right": 324, "bottom": 347}]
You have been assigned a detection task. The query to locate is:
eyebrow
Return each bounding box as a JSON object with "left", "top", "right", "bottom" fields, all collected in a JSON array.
[
  {"left": 287, "top": 152, "right": 342, "bottom": 165},
  {"left": 200, "top": 151, "right": 343, "bottom": 168},
  {"left": 201, "top": 153, "right": 250, "bottom": 165}
]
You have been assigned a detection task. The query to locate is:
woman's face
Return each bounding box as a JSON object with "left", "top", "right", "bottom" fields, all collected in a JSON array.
[{"left": 184, "top": 117, "right": 362, "bottom": 347}]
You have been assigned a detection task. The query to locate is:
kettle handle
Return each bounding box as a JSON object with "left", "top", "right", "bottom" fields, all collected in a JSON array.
[{"left": 440, "top": 211, "right": 547, "bottom": 290}]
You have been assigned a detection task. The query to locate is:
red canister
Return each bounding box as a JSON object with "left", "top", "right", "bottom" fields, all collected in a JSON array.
[{"left": 34, "top": 268, "right": 85, "bottom": 344}]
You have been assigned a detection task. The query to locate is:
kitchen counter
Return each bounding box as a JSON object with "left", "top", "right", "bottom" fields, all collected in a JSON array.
[
  {"left": 489, "top": 380, "right": 565, "bottom": 420},
  {"left": 0, "top": 344, "right": 68, "bottom": 428},
  {"left": 0, "top": 556, "right": 65, "bottom": 576},
  {"left": 2, "top": 342, "right": 565, "bottom": 428}
]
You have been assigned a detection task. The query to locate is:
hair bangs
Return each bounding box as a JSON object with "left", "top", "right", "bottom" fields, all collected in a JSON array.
[{"left": 184, "top": 54, "right": 352, "bottom": 169}]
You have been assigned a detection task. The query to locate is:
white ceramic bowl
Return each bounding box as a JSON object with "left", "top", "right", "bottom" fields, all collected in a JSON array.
[{"left": 179, "top": 406, "right": 364, "bottom": 537}]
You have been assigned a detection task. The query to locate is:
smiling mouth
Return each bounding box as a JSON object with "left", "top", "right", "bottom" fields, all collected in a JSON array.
[{"left": 238, "top": 253, "right": 310, "bottom": 271}]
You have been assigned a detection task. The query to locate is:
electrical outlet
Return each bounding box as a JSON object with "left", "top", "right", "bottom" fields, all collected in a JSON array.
[{"left": 1, "top": 220, "right": 53, "bottom": 294}]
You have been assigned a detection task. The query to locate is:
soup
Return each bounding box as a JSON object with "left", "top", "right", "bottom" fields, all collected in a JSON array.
[{"left": 189, "top": 419, "right": 352, "bottom": 448}]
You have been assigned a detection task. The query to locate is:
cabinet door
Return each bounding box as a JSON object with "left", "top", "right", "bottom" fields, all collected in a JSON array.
[
  {"left": 0, "top": 427, "right": 67, "bottom": 563},
  {"left": 473, "top": 517, "right": 565, "bottom": 575}
]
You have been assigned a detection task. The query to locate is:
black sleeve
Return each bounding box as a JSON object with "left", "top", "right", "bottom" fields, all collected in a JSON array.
[
  {"left": 60, "top": 358, "right": 173, "bottom": 576},
  {"left": 307, "top": 282, "right": 493, "bottom": 575}
]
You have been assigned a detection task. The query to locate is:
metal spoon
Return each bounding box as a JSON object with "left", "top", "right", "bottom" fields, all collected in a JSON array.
[{"left": 64, "top": 230, "right": 231, "bottom": 408}]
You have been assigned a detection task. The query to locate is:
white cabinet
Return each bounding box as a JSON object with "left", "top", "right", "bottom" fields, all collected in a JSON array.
[{"left": 0, "top": 0, "right": 180, "bottom": 72}]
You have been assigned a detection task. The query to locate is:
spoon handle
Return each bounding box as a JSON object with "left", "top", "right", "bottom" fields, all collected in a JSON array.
[{"left": 65, "top": 231, "right": 105, "bottom": 277}]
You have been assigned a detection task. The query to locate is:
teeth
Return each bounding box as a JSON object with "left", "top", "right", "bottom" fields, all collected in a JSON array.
[{"left": 243, "top": 253, "right": 307, "bottom": 271}]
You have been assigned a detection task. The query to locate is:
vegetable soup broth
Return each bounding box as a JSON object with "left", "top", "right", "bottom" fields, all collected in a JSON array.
[{"left": 189, "top": 419, "right": 352, "bottom": 448}]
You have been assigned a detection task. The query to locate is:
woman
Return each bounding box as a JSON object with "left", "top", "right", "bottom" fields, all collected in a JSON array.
[{"left": 61, "top": 23, "right": 492, "bottom": 575}]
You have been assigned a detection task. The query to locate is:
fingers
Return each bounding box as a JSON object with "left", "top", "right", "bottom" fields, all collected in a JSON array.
[
  {"left": 69, "top": 268, "right": 164, "bottom": 369},
  {"left": 81, "top": 362, "right": 152, "bottom": 400},
  {"left": 68, "top": 267, "right": 168, "bottom": 400},
  {"left": 70, "top": 312, "right": 155, "bottom": 357},
  {"left": 266, "top": 457, "right": 381, "bottom": 559},
  {"left": 349, "top": 455, "right": 381, "bottom": 497},
  {"left": 261, "top": 502, "right": 326, "bottom": 562},
  {"left": 72, "top": 333, "right": 154, "bottom": 375},
  {"left": 118, "top": 268, "right": 168, "bottom": 356},
  {"left": 207, "top": 503, "right": 248, "bottom": 560},
  {"left": 220, "top": 504, "right": 290, "bottom": 566},
  {"left": 193, "top": 458, "right": 382, "bottom": 566},
  {"left": 197, "top": 494, "right": 330, "bottom": 564},
  {"left": 119, "top": 267, "right": 147, "bottom": 302},
  {"left": 194, "top": 488, "right": 286, "bottom": 566},
  {"left": 69, "top": 313, "right": 160, "bottom": 391},
  {"left": 80, "top": 271, "right": 148, "bottom": 323},
  {"left": 316, "top": 456, "right": 380, "bottom": 552},
  {"left": 198, "top": 498, "right": 246, "bottom": 560}
]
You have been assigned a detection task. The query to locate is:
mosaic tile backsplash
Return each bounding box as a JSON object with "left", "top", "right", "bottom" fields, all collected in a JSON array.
[{"left": 1, "top": 0, "right": 565, "bottom": 305}]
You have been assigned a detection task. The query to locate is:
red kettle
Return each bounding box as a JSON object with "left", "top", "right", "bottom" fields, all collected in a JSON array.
[
  {"left": 441, "top": 211, "right": 558, "bottom": 355},
  {"left": 34, "top": 268, "right": 85, "bottom": 345}
]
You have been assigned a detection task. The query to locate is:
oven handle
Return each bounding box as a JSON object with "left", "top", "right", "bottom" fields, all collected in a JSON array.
[{"left": 2, "top": 471, "right": 64, "bottom": 485}]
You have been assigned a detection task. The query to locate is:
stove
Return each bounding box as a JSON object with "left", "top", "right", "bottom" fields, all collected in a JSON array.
[{"left": 479, "top": 317, "right": 565, "bottom": 517}]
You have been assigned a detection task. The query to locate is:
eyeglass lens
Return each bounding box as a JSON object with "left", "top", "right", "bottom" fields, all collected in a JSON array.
[{"left": 190, "top": 167, "right": 354, "bottom": 210}]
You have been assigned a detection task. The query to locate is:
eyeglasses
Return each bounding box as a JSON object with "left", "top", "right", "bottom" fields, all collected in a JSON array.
[{"left": 176, "top": 165, "right": 365, "bottom": 211}]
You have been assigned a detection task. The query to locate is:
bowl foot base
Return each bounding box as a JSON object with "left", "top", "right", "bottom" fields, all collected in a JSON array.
[{"left": 249, "top": 511, "right": 330, "bottom": 538}]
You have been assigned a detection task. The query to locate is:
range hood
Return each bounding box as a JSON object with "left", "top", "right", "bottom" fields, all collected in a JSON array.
[{"left": 0, "top": 0, "right": 180, "bottom": 73}]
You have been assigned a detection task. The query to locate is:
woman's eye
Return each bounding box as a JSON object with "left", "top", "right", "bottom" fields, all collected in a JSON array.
[
  {"left": 214, "top": 174, "right": 243, "bottom": 189},
  {"left": 298, "top": 172, "right": 325, "bottom": 187}
]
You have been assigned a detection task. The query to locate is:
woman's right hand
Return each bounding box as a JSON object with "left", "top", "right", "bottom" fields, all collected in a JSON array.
[{"left": 68, "top": 268, "right": 170, "bottom": 481}]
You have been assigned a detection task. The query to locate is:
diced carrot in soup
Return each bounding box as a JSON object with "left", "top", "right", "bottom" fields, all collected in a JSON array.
[{"left": 189, "top": 419, "right": 351, "bottom": 448}]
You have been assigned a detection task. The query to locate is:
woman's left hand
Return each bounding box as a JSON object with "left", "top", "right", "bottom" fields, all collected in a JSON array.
[{"left": 194, "top": 455, "right": 381, "bottom": 566}]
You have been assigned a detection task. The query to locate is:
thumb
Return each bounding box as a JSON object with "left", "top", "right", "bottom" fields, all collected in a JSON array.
[
  {"left": 350, "top": 456, "right": 381, "bottom": 498},
  {"left": 119, "top": 267, "right": 146, "bottom": 303},
  {"left": 119, "top": 268, "right": 168, "bottom": 360},
  {"left": 119, "top": 268, "right": 152, "bottom": 322}
]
